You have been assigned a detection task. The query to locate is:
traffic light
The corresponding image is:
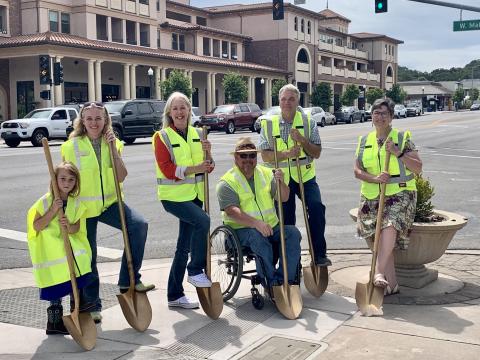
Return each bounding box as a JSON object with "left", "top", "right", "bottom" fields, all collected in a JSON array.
[
  {"left": 53, "top": 62, "right": 64, "bottom": 86},
  {"left": 39, "top": 55, "right": 50, "bottom": 85},
  {"left": 273, "top": 0, "right": 284, "bottom": 21},
  {"left": 40, "top": 90, "right": 51, "bottom": 100},
  {"left": 375, "top": 0, "right": 388, "bottom": 13}
]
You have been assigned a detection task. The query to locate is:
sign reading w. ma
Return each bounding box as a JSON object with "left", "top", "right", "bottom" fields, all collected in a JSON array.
[{"left": 453, "top": 20, "right": 480, "bottom": 32}]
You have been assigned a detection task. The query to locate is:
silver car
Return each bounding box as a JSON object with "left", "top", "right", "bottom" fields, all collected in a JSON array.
[{"left": 304, "top": 107, "right": 335, "bottom": 127}]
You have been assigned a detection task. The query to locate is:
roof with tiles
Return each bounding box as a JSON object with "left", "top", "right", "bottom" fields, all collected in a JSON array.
[
  {"left": 0, "top": 32, "right": 286, "bottom": 74},
  {"left": 159, "top": 21, "right": 252, "bottom": 41},
  {"left": 350, "top": 32, "right": 404, "bottom": 44},
  {"left": 318, "top": 9, "right": 351, "bottom": 23}
]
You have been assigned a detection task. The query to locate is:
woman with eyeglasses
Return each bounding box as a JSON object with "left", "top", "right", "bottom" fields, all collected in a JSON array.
[
  {"left": 153, "top": 92, "right": 214, "bottom": 310},
  {"left": 61, "top": 102, "right": 154, "bottom": 323},
  {"left": 354, "top": 98, "right": 423, "bottom": 296}
]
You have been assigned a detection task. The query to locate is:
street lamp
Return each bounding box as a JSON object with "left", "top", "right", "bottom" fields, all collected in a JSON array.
[
  {"left": 147, "top": 67, "right": 154, "bottom": 99},
  {"left": 421, "top": 86, "right": 425, "bottom": 113}
]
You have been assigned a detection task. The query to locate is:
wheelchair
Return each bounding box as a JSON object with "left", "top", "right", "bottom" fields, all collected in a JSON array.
[{"left": 209, "top": 224, "right": 301, "bottom": 310}]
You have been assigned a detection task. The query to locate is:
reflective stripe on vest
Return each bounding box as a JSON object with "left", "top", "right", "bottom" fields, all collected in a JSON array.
[
  {"left": 26, "top": 193, "right": 92, "bottom": 289},
  {"left": 153, "top": 126, "right": 205, "bottom": 202},
  {"left": 220, "top": 166, "right": 278, "bottom": 230},
  {"left": 356, "top": 129, "right": 416, "bottom": 199}
]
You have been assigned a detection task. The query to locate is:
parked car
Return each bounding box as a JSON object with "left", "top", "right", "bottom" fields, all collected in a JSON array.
[
  {"left": 0, "top": 107, "right": 79, "bottom": 147},
  {"left": 191, "top": 106, "right": 202, "bottom": 127},
  {"left": 254, "top": 106, "right": 281, "bottom": 133},
  {"left": 324, "top": 111, "right": 336, "bottom": 125},
  {"left": 365, "top": 106, "right": 372, "bottom": 121},
  {"left": 470, "top": 102, "right": 480, "bottom": 111},
  {"left": 304, "top": 107, "right": 334, "bottom": 127},
  {"left": 394, "top": 104, "right": 407, "bottom": 118},
  {"left": 406, "top": 103, "right": 422, "bottom": 116},
  {"left": 333, "top": 106, "right": 364, "bottom": 124},
  {"left": 200, "top": 103, "right": 262, "bottom": 134}
]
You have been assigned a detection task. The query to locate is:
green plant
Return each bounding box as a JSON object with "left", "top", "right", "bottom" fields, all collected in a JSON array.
[
  {"left": 311, "top": 82, "right": 332, "bottom": 110},
  {"left": 222, "top": 72, "right": 248, "bottom": 104},
  {"left": 414, "top": 174, "right": 435, "bottom": 222},
  {"left": 341, "top": 84, "right": 360, "bottom": 106},
  {"left": 271, "top": 79, "right": 288, "bottom": 106},
  {"left": 161, "top": 70, "right": 192, "bottom": 100},
  {"left": 366, "top": 87, "right": 384, "bottom": 105}
]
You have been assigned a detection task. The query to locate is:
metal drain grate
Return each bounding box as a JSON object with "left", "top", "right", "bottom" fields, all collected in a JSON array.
[
  {"left": 0, "top": 283, "right": 119, "bottom": 329},
  {"left": 239, "top": 336, "right": 322, "bottom": 360},
  {"left": 167, "top": 301, "right": 277, "bottom": 359}
]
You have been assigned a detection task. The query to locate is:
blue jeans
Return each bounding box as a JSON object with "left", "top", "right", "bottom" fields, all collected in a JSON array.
[
  {"left": 236, "top": 224, "right": 301, "bottom": 286},
  {"left": 84, "top": 202, "right": 148, "bottom": 311},
  {"left": 161, "top": 198, "right": 209, "bottom": 302},
  {"left": 283, "top": 177, "right": 327, "bottom": 263}
]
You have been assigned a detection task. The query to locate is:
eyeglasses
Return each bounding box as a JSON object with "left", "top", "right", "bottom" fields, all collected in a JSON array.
[
  {"left": 238, "top": 153, "right": 257, "bottom": 159},
  {"left": 372, "top": 111, "right": 390, "bottom": 118}
]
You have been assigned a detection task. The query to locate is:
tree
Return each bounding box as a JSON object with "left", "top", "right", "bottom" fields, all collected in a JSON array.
[
  {"left": 340, "top": 84, "right": 360, "bottom": 106},
  {"left": 366, "top": 87, "right": 384, "bottom": 105},
  {"left": 452, "top": 87, "right": 464, "bottom": 105},
  {"left": 310, "top": 82, "right": 332, "bottom": 110},
  {"left": 271, "top": 79, "right": 288, "bottom": 106},
  {"left": 222, "top": 72, "right": 248, "bottom": 104},
  {"left": 471, "top": 88, "right": 479, "bottom": 101},
  {"left": 385, "top": 84, "right": 407, "bottom": 104},
  {"left": 161, "top": 70, "right": 192, "bottom": 100}
]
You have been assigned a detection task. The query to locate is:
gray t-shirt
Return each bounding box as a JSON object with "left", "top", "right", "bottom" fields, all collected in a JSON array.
[
  {"left": 89, "top": 138, "right": 102, "bottom": 172},
  {"left": 217, "top": 173, "right": 277, "bottom": 211}
]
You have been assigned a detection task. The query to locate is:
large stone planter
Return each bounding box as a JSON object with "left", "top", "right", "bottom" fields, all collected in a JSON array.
[{"left": 349, "top": 208, "right": 468, "bottom": 288}]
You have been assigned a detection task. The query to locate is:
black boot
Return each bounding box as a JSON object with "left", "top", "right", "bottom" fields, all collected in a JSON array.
[{"left": 46, "top": 304, "right": 69, "bottom": 335}]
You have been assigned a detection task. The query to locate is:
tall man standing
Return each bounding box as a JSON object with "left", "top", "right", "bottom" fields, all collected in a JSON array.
[{"left": 258, "top": 84, "right": 331, "bottom": 267}]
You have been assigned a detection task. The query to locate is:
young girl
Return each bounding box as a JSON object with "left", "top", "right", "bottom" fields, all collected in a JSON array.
[{"left": 27, "top": 161, "right": 93, "bottom": 335}]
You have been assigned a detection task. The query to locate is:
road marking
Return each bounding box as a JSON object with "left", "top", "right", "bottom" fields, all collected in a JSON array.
[
  {"left": 430, "top": 153, "right": 480, "bottom": 160},
  {"left": 0, "top": 228, "right": 123, "bottom": 259}
]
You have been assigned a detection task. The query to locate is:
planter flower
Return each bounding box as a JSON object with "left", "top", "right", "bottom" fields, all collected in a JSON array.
[{"left": 350, "top": 175, "right": 468, "bottom": 288}]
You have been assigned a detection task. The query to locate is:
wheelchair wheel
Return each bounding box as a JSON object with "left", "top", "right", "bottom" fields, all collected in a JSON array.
[{"left": 210, "top": 225, "right": 243, "bottom": 301}]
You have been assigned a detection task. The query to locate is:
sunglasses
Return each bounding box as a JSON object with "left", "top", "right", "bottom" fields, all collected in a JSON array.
[
  {"left": 82, "top": 101, "right": 104, "bottom": 109},
  {"left": 238, "top": 153, "right": 257, "bottom": 159}
]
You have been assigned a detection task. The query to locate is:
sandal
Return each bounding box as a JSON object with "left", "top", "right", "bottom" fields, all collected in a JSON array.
[
  {"left": 384, "top": 283, "right": 400, "bottom": 296},
  {"left": 373, "top": 273, "right": 389, "bottom": 288}
]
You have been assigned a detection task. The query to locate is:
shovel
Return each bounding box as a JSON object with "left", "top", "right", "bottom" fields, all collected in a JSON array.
[
  {"left": 272, "top": 140, "right": 303, "bottom": 320},
  {"left": 197, "top": 126, "right": 224, "bottom": 320},
  {"left": 293, "top": 142, "right": 328, "bottom": 298},
  {"left": 42, "top": 138, "right": 97, "bottom": 350},
  {"left": 108, "top": 141, "right": 152, "bottom": 331},
  {"left": 355, "top": 149, "right": 391, "bottom": 316}
]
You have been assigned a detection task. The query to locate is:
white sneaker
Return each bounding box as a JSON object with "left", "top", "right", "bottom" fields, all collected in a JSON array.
[
  {"left": 187, "top": 273, "right": 212, "bottom": 288},
  {"left": 168, "top": 296, "right": 199, "bottom": 309}
]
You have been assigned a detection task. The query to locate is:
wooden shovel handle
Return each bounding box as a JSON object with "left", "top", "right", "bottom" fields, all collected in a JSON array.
[{"left": 202, "top": 126, "right": 212, "bottom": 278}]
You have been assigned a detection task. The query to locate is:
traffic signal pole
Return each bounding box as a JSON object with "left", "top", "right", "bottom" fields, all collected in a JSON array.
[
  {"left": 49, "top": 56, "right": 55, "bottom": 107},
  {"left": 406, "top": 0, "right": 480, "bottom": 13}
]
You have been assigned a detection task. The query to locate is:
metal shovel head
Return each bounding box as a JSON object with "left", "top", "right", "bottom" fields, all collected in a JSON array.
[
  {"left": 62, "top": 312, "right": 97, "bottom": 351},
  {"left": 355, "top": 281, "right": 384, "bottom": 317},
  {"left": 303, "top": 265, "right": 329, "bottom": 298},
  {"left": 197, "top": 282, "right": 223, "bottom": 320},
  {"left": 272, "top": 284, "right": 303, "bottom": 320},
  {"left": 117, "top": 290, "right": 152, "bottom": 332}
]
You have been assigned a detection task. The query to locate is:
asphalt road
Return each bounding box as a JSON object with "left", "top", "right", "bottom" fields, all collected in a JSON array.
[{"left": 1, "top": 110, "right": 478, "bottom": 269}]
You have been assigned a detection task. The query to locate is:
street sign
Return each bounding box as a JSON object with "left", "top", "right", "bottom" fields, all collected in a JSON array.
[{"left": 453, "top": 20, "right": 480, "bottom": 32}]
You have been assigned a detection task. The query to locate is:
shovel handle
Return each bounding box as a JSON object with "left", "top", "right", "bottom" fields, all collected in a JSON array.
[
  {"left": 41, "top": 139, "right": 80, "bottom": 318},
  {"left": 202, "top": 126, "right": 212, "bottom": 278},
  {"left": 108, "top": 141, "right": 135, "bottom": 292}
]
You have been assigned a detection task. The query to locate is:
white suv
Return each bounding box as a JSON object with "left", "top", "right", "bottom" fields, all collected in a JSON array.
[{"left": 0, "top": 107, "right": 78, "bottom": 148}]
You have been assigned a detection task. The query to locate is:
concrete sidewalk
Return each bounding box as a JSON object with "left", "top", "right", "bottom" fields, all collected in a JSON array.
[{"left": 0, "top": 251, "right": 479, "bottom": 360}]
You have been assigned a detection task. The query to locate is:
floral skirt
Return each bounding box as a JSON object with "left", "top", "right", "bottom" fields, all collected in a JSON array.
[{"left": 357, "top": 190, "right": 417, "bottom": 250}]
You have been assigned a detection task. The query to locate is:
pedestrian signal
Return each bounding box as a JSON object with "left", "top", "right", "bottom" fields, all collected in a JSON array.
[
  {"left": 273, "top": 0, "right": 284, "bottom": 21},
  {"left": 53, "top": 62, "right": 64, "bottom": 86},
  {"left": 39, "top": 55, "right": 50, "bottom": 85},
  {"left": 375, "top": 0, "right": 388, "bottom": 13}
]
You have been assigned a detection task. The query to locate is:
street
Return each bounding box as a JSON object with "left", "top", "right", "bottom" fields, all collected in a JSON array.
[{"left": 0, "top": 111, "right": 478, "bottom": 269}]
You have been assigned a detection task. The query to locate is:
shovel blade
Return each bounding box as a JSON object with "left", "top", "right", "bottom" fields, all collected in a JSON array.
[
  {"left": 355, "top": 281, "right": 384, "bottom": 317},
  {"left": 197, "top": 282, "right": 224, "bottom": 320},
  {"left": 63, "top": 312, "right": 97, "bottom": 351},
  {"left": 272, "top": 284, "right": 303, "bottom": 320},
  {"left": 303, "top": 265, "right": 329, "bottom": 298},
  {"left": 117, "top": 291, "right": 152, "bottom": 332}
]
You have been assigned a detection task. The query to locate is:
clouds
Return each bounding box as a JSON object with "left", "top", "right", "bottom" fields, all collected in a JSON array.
[{"left": 191, "top": 0, "right": 479, "bottom": 71}]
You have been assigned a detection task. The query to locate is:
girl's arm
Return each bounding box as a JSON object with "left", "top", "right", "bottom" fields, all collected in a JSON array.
[
  {"left": 33, "top": 199, "right": 62, "bottom": 231},
  {"left": 68, "top": 220, "right": 80, "bottom": 234}
]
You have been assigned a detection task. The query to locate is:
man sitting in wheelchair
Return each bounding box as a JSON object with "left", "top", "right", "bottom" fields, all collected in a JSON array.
[{"left": 216, "top": 137, "right": 301, "bottom": 296}]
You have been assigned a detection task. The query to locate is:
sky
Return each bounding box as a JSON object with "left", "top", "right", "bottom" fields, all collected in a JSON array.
[{"left": 190, "top": 0, "right": 480, "bottom": 72}]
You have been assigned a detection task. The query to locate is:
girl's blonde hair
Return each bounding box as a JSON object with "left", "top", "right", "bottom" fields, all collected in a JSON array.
[
  {"left": 69, "top": 102, "right": 113, "bottom": 139},
  {"left": 49, "top": 161, "right": 81, "bottom": 197},
  {"left": 162, "top": 92, "right": 192, "bottom": 129}
]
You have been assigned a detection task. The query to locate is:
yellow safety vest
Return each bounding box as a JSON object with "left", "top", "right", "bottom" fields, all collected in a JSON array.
[
  {"left": 153, "top": 126, "right": 205, "bottom": 202},
  {"left": 356, "top": 129, "right": 416, "bottom": 200},
  {"left": 261, "top": 111, "right": 316, "bottom": 184},
  {"left": 219, "top": 165, "right": 278, "bottom": 230},
  {"left": 61, "top": 136, "right": 124, "bottom": 218},
  {"left": 26, "top": 193, "right": 92, "bottom": 289}
]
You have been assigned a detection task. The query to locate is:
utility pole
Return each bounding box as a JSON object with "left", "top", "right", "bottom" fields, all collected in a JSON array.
[{"left": 406, "top": 0, "right": 480, "bottom": 13}]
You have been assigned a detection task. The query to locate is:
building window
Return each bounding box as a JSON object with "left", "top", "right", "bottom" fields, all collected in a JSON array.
[
  {"left": 307, "top": 21, "right": 311, "bottom": 35},
  {"left": 196, "top": 16, "right": 207, "bottom": 26},
  {"left": 297, "top": 49, "right": 308, "bottom": 64},
  {"left": 213, "top": 39, "right": 220, "bottom": 57},
  {"left": 335, "top": 38, "right": 342, "bottom": 46},
  {"left": 139, "top": 0, "right": 149, "bottom": 4},
  {"left": 172, "top": 33, "right": 185, "bottom": 51},
  {"left": 301, "top": 19, "right": 304, "bottom": 33},
  {"left": 157, "top": 29, "right": 160, "bottom": 48},
  {"left": 0, "top": 6, "right": 7, "bottom": 33},
  {"left": 156, "top": 0, "right": 160, "bottom": 11},
  {"left": 222, "top": 41, "right": 228, "bottom": 58},
  {"left": 230, "top": 43, "right": 237, "bottom": 60},
  {"left": 392, "top": 46, "right": 395, "bottom": 57},
  {"left": 385, "top": 44, "right": 387, "bottom": 54},
  {"left": 61, "top": 13, "right": 70, "bottom": 34},
  {"left": 203, "top": 37, "right": 210, "bottom": 56},
  {"left": 96, "top": 15, "right": 108, "bottom": 41},
  {"left": 166, "top": 10, "right": 191, "bottom": 23},
  {"left": 294, "top": 16, "right": 298, "bottom": 31},
  {"left": 49, "top": 11, "right": 59, "bottom": 32}
]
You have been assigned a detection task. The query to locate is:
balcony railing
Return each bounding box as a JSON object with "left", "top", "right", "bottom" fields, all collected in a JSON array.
[{"left": 318, "top": 41, "right": 368, "bottom": 60}]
